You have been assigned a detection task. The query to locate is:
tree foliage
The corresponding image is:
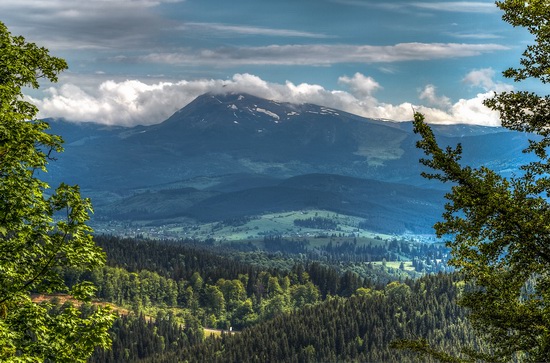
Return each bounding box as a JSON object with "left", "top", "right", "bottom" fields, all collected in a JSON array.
[
  {"left": 407, "top": 1, "right": 550, "bottom": 361},
  {"left": 178, "top": 274, "right": 475, "bottom": 363},
  {"left": 76, "top": 235, "right": 476, "bottom": 362},
  {"left": 0, "top": 21, "right": 113, "bottom": 361}
]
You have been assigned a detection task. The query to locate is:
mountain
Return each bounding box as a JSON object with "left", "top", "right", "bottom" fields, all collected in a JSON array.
[
  {"left": 47, "top": 92, "right": 416, "bottom": 189},
  {"left": 42, "top": 92, "right": 535, "bottom": 234},
  {"left": 46, "top": 92, "right": 531, "bottom": 188}
]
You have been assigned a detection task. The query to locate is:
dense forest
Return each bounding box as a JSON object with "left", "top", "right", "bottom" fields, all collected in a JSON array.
[
  {"left": 47, "top": 235, "right": 479, "bottom": 362},
  {"left": 180, "top": 274, "right": 478, "bottom": 363}
]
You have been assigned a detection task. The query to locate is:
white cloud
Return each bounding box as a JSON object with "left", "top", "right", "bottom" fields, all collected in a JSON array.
[
  {"left": 449, "top": 92, "right": 501, "bottom": 125},
  {"left": 419, "top": 84, "right": 452, "bottom": 108},
  {"left": 413, "top": 78, "right": 504, "bottom": 126},
  {"left": 411, "top": 2, "right": 498, "bottom": 13},
  {"left": 338, "top": 73, "right": 382, "bottom": 98},
  {"left": 137, "top": 42, "right": 508, "bottom": 66},
  {"left": 33, "top": 79, "right": 218, "bottom": 126},
  {"left": 331, "top": 0, "right": 497, "bottom": 14},
  {"left": 3, "top": 0, "right": 180, "bottom": 6},
  {"left": 31, "top": 71, "right": 510, "bottom": 127},
  {"left": 447, "top": 32, "right": 501, "bottom": 39},
  {"left": 462, "top": 68, "right": 513, "bottom": 92},
  {"left": 463, "top": 68, "right": 497, "bottom": 89},
  {"left": 180, "top": 23, "right": 332, "bottom": 38}
]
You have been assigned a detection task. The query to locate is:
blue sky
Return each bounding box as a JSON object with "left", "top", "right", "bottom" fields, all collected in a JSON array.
[{"left": 1, "top": 0, "right": 534, "bottom": 126}]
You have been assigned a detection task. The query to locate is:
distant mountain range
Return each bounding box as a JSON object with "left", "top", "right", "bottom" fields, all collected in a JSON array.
[{"left": 43, "top": 92, "right": 534, "bottom": 234}]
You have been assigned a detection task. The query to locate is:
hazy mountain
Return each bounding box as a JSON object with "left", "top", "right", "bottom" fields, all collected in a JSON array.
[
  {"left": 46, "top": 92, "right": 530, "bottom": 188},
  {"left": 42, "top": 92, "right": 535, "bottom": 234},
  {"left": 102, "top": 173, "right": 445, "bottom": 233}
]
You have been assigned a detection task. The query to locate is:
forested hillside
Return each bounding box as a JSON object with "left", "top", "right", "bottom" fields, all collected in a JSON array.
[
  {"left": 179, "top": 274, "right": 477, "bottom": 363},
  {"left": 56, "top": 235, "right": 481, "bottom": 362}
]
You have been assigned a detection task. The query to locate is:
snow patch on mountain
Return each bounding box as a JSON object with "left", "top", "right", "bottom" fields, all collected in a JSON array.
[
  {"left": 255, "top": 107, "right": 280, "bottom": 120},
  {"left": 321, "top": 107, "right": 339, "bottom": 116}
]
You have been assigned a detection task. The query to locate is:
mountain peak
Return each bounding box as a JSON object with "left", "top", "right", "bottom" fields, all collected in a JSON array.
[
  {"left": 167, "top": 92, "right": 357, "bottom": 131},
  {"left": 46, "top": 89, "right": 533, "bottom": 201}
]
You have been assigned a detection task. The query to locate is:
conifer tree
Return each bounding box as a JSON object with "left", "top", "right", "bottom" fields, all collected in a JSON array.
[{"left": 398, "top": 1, "right": 550, "bottom": 361}]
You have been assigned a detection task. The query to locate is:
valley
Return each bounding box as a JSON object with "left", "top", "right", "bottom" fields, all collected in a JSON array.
[
  {"left": 92, "top": 209, "right": 433, "bottom": 244},
  {"left": 39, "top": 92, "right": 531, "bottom": 361},
  {"left": 46, "top": 92, "right": 533, "bottom": 242}
]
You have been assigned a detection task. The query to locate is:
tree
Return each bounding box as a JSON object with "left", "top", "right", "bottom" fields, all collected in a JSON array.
[
  {"left": 0, "top": 21, "right": 114, "bottom": 361},
  {"left": 396, "top": 1, "right": 550, "bottom": 362},
  {"left": 203, "top": 285, "right": 225, "bottom": 318}
]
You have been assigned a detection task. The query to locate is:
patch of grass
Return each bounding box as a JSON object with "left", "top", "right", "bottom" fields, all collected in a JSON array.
[
  {"left": 372, "top": 261, "right": 416, "bottom": 272},
  {"left": 91, "top": 208, "right": 436, "bottom": 246},
  {"left": 158, "top": 209, "right": 382, "bottom": 242}
]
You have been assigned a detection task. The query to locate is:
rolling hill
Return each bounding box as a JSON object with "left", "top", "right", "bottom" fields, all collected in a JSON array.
[{"left": 101, "top": 173, "right": 445, "bottom": 234}]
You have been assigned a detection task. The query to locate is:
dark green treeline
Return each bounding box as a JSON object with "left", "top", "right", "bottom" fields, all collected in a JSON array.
[{"left": 80, "top": 236, "right": 477, "bottom": 362}]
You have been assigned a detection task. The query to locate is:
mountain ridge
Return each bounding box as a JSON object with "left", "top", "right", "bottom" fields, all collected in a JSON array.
[
  {"left": 101, "top": 172, "right": 446, "bottom": 234},
  {"left": 46, "top": 92, "right": 527, "bottom": 189},
  {"left": 43, "top": 92, "right": 535, "bottom": 235}
]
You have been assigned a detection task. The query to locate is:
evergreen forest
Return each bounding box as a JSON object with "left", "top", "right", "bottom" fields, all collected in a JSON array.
[{"left": 45, "top": 235, "right": 480, "bottom": 362}]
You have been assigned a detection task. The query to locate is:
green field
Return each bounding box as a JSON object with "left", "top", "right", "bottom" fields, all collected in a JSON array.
[
  {"left": 374, "top": 260, "right": 416, "bottom": 272},
  {"left": 92, "top": 209, "right": 403, "bottom": 245}
]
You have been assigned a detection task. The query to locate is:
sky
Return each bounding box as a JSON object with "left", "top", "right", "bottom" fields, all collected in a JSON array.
[{"left": 1, "top": 0, "right": 537, "bottom": 126}]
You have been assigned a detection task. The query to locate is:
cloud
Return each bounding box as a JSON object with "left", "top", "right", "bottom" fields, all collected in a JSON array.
[
  {"left": 137, "top": 42, "right": 508, "bottom": 66},
  {"left": 419, "top": 85, "right": 452, "bottom": 108},
  {"left": 448, "top": 92, "right": 501, "bottom": 125},
  {"left": 180, "top": 23, "right": 333, "bottom": 38},
  {"left": 330, "top": 0, "right": 498, "bottom": 14},
  {"left": 338, "top": 73, "right": 382, "bottom": 98},
  {"left": 0, "top": 0, "right": 182, "bottom": 50},
  {"left": 329, "top": 1, "right": 406, "bottom": 11},
  {"left": 32, "top": 79, "right": 214, "bottom": 126},
  {"left": 411, "top": 2, "right": 498, "bottom": 13},
  {"left": 447, "top": 32, "right": 501, "bottom": 39},
  {"left": 31, "top": 71, "right": 510, "bottom": 127},
  {"left": 413, "top": 73, "right": 508, "bottom": 126},
  {"left": 462, "top": 68, "right": 513, "bottom": 92}
]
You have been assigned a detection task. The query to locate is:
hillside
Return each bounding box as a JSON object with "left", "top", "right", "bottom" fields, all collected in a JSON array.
[
  {"left": 101, "top": 173, "right": 445, "bottom": 234},
  {"left": 83, "top": 236, "right": 475, "bottom": 363}
]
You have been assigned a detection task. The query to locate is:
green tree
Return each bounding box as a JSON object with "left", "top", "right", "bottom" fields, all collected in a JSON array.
[
  {"left": 384, "top": 281, "right": 411, "bottom": 302},
  {"left": 203, "top": 285, "right": 225, "bottom": 318},
  {"left": 397, "top": 1, "right": 550, "bottom": 362},
  {"left": 290, "top": 281, "right": 320, "bottom": 309},
  {"left": 0, "top": 21, "right": 113, "bottom": 361},
  {"left": 190, "top": 271, "right": 204, "bottom": 291},
  {"left": 267, "top": 276, "right": 283, "bottom": 297},
  {"left": 217, "top": 278, "right": 246, "bottom": 312},
  {"left": 232, "top": 298, "right": 258, "bottom": 329}
]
